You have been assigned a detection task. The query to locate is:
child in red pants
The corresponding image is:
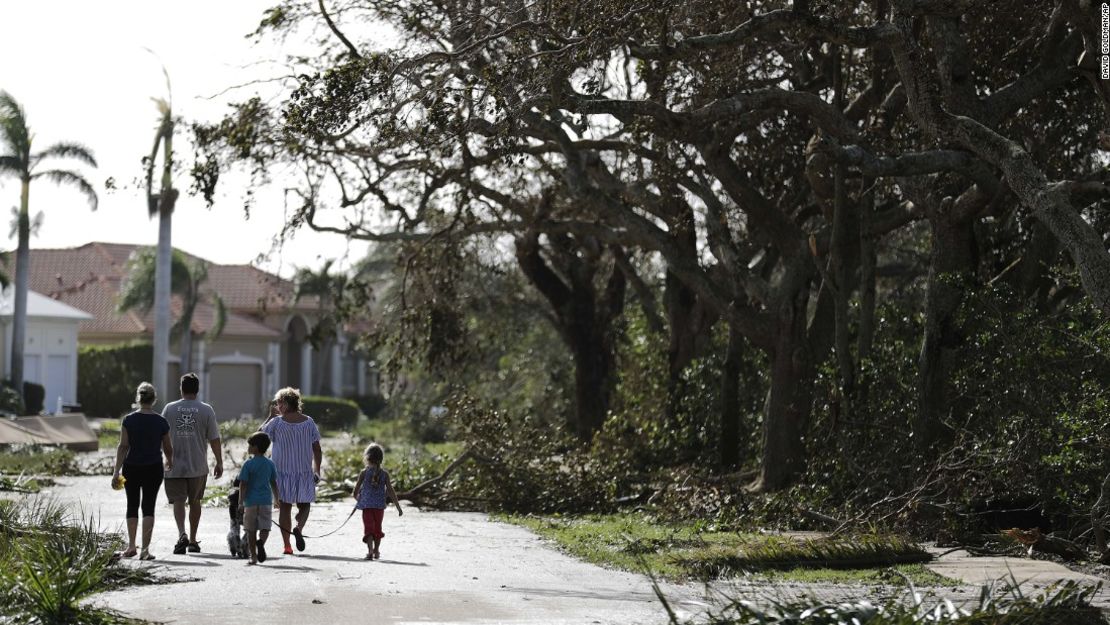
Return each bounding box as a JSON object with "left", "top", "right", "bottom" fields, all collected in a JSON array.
[{"left": 352, "top": 442, "right": 403, "bottom": 559}]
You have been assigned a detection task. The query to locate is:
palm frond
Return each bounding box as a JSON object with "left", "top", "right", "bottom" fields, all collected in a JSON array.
[
  {"left": 31, "top": 142, "right": 97, "bottom": 169},
  {"left": 29, "top": 169, "right": 98, "bottom": 210},
  {"left": 117, "top": 248, "right": 158, "bottom": 314},
  {"left": 294, "top": 259, "right": 338, "bottom": 301},
  {"left": 0, "top": 91, "right": 31, "bottom": 159},
  {"left": 142, "top": 47, "right": 173, "bottom": 109},
  {"left": 206, "top": 294, "right": 227, "bottom": 340},
  {"left": 151, "top": 97, "right": 171, "bottom": 118},
  {"left": 9, "top": 208, "right": 43, "bottom": 239},
  {"left": 0, "top": 250, "right": 11, "bottom": 289},
  {"left": 0, "top": 155, "right": 24, "bottom": 176},
  {"left": 169, "top": 250, "right": 195, "bottom": 297}
]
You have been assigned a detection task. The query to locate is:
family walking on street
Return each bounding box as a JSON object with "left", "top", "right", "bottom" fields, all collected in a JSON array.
[{"left": 111, "top": 373, "right": 403, "bottom": 562}]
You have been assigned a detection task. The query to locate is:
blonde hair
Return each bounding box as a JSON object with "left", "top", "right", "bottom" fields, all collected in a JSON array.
[
  {"left": 273, "top": 387, "right": 302, "bottom": 413},
  {"left": 135, "top": 382, "right": 157, "bottom": 408}
]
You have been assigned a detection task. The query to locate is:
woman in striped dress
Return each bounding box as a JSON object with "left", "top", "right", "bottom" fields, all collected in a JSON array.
[{"left": 261, "top": 387, "right": 322, "bottom": 555}]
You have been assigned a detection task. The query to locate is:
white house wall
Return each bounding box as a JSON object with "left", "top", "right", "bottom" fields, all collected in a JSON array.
[{"left": 22, "top": 320, "right": 81, "bottom": 409}]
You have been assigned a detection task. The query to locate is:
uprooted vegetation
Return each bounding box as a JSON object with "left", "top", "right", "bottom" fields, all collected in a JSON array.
[
  {"left": 362, "top": 286, "right": 1110, "bottom": 572},
  {"left": 676, "top": 580, "right": 1109, "bottom": 625},
  {"left": 0, "top": 498, "right": 168, "bottom": 624},
  {"left": 0, "top": 445, "right": 81, "bottom": 482}
]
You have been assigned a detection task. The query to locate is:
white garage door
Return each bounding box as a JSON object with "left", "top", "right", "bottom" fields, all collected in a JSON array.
[{"left": 208, "top": 364, "right": 262, "bottom": 421}]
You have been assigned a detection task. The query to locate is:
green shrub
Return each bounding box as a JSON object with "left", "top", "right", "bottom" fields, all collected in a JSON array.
[
  {"left": 22, "top": 381, "right": 44, "bottom": 415},
  {"left": 0, "top": 382, "right": 24, "bottom": 417},
  {"left": 302, "top": 395, "right": 360, "bottom": 430},
  {"left": 77, "top": 342, "right": 152, "bottom": 418},
  {"left": 351, "top": 393, "right": 388, "bottom": 419},
  {"left": 220, "top": 418, "right": 262, "bottom": 441},
  {"left": 795, "top": 280, "right": 1110, "bottom": 538}
]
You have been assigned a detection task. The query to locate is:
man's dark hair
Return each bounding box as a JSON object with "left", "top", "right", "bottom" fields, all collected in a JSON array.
[
  {"left": 180, "top": 372, "right": 200, "bottom": 395},
  {"left": 247, "top": 431, "right": 271, "bottom": 454}
]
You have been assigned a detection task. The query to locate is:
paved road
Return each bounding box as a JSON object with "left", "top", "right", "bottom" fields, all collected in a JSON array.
[
  {"left": 50, "top": 476, "right": 709, "bottom": 624},
  {"left": 31, "top": 475, "right": 1110, "bottom": 623}
]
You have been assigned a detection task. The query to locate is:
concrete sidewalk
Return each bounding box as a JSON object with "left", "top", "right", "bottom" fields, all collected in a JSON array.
[
  {"left": 52, "top": 476, "right": 709, "bottom": 624},
  {"left": 926, "top": 547, "right": 1110, "bottom": 603}
]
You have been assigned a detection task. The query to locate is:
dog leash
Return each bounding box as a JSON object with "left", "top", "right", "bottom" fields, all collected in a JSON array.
[{"left": 273, "top": 505, "right": 359, "bottom": 539}]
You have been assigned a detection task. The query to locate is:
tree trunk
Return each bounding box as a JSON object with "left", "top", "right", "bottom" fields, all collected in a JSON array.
[
  {"left": 756, "top": 262, "right": 814, "bottom": 491},
  {"left": 152, "top": 126, "right": 175, "bottom": 406},
  {"left": 830, "top": 48, "right": 857, "bottom": 404},
  {"left": 916, "top": 215, "right": 976, "bottom": 450},
  {"left": 514, "top": 233, "right": 625, "bottom": 440},
  {"left": 153, "top": 208, "right": 172, "bottom": 401},
  {"left": 720, "top": 321, "right": 745, "bottom": 469},
  {"left": 857, "top": 181, "right": 878, "bottom": 362},
  {"left": 1009, "top": 221, "right": 1059, "bottom": 307},
  {"left": 11, "top": 178, "right": 30, "bottom": 398},
  {"left": 663, "top": 204, "right": 715, "bottom": 418},
  {"left": 569, "top": 319, "right": 614, "bottom": 439}
]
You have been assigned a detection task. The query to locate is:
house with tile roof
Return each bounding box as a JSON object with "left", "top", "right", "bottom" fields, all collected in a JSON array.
[{"left": 13, "top": 242, "right": 376, "bottom": 419}]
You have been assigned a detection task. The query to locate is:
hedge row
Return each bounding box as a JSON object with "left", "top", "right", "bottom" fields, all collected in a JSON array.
[
  {"left": 302, "top": 395, "right": 360, "bottom": 430},
  {"left": 78, "top": 342, "right": 152, "bottom": 418}
]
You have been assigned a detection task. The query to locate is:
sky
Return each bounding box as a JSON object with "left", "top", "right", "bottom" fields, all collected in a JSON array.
[{"left": 0, "top": 1, "right": 370, "bottom": 278}]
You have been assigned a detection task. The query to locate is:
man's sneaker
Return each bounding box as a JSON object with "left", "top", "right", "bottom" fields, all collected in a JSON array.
[
  {"left": 257, "top": 543, "right": 267, "bottom": 563},
  {"left": 187, "top": 541, "right": 201, "bottom": 553},
  {"left": 173, "top": 534, "right": 188, "bottom": 555}
]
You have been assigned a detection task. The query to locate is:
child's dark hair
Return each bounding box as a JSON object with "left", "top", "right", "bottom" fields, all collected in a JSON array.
[
  {"left": 364, "top": 443, "right": 384, "bottom": 486},
  {"left": 248, "top": 431, "right": 271, "bottom": 455}
]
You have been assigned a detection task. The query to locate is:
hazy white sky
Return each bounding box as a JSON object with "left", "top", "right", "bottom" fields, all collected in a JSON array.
[{"left": 0, "top": 1, "right": 370, "bottom": 277}]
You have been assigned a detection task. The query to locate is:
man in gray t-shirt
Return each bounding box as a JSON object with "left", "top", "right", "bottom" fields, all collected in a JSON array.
[{"left": 162, "top": 373, "right": 223, "bottom": 554}]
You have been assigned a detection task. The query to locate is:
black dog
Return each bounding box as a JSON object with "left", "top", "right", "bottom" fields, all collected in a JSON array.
[{"left": 227, "top": 478, "right": 250, "bottom": 559}]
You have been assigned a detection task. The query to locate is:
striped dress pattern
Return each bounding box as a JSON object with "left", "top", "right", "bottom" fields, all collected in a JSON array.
[{"left": 261, "top": 416, "right": 321, "bottom": 504}]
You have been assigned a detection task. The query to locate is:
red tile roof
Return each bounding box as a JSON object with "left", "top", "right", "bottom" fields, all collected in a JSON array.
[{"left": 8, "top": 242, "right": 322, "bottom": 340}]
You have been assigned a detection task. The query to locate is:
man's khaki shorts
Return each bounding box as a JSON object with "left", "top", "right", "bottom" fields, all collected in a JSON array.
[
  {"left": 164, "top": 475, "right": 207, "bottom": 505},
  {"left": 243, "top": 505, "right": 273, "bottom": 532}
]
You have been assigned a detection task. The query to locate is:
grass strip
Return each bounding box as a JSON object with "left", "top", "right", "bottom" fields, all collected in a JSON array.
[{"left": 507, "top": 513, "right": 948, "bottom": 585}]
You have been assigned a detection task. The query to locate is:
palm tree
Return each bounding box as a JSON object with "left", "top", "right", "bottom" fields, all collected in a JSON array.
[
  {"left": 118, "top": 248, "right": 227, "bottom": 373},
  {"left": 0, "top": 91, "right": 97, "bottom": 396},
  {"left": 294, "top": 260, "right": 347, "bottom": 395},
  {"left": 145, "top": 59, "right": 176, "bottom": 405}
]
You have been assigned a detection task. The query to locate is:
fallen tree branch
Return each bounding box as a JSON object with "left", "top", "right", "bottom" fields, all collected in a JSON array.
[
  {"left": 798, "top": 507, "right": 845, "bottom": 527},
  {"left": 396, "top": 449, "right": 474, "bottom": 500}
]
